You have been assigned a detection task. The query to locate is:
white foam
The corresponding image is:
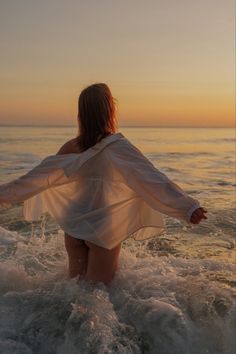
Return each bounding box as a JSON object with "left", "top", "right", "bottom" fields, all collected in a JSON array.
[
  {"left": 0, "top": 227, "right": 20, "bottom": 245},
  {"left": 0, "top": 227, "right": 235, "bottom": 354}
]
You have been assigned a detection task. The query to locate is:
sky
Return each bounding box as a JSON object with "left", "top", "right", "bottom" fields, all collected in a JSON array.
[{"left": 0, "top": 0, "right": 235, "bottom": 127}]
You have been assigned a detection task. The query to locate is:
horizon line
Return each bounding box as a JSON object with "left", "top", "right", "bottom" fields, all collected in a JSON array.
[{"left": 0, "top": 124, "right": 235, "bottom": 129}]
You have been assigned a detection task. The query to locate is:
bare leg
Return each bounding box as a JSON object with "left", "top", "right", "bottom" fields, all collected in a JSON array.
[
  {"left": 80, "top": 241, "right": 122, "bottom": 285},
  {"left": 64, "top": 233, "right": 89, "bottom": 278}
]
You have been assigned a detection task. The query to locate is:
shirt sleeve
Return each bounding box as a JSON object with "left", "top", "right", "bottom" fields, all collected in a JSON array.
[
  {"left": 110, "top": 140, "right": 201, "bottom": 224},
  {"left": 0, "top": 156, "right": 68, "bottom": 205}
]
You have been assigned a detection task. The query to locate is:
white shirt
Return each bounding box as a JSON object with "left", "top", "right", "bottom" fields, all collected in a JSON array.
[{"left": 0, "top": 132, "right": 200, "bottom": 249}]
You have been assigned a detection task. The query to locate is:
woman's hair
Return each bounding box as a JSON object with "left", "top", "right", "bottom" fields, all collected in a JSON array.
[{"left": 77, "top": 83, "right": 118, "bottom": 152}]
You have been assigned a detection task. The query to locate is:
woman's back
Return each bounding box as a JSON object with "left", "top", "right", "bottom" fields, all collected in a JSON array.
[{"left": 12, "top": 132, "right": 200, "bottom": 250}]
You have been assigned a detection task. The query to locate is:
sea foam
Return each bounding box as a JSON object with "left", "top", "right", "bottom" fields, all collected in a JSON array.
[{"left": 0, "top": 227, "right": 235, "bottom": 354}]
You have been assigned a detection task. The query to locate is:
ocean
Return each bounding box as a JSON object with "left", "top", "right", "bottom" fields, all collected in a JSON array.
[{"left": 0, "top": 126, "right": 235, "bottom": 354}]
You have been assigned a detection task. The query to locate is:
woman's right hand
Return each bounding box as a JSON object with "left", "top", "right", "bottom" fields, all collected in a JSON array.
[{"left": 190, "top": 207, "right": 208, "bottom": 224}]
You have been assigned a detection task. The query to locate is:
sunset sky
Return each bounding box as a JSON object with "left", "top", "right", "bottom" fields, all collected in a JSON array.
[{"left": 0, "top": 0, "right": 235, "bottom": 127}]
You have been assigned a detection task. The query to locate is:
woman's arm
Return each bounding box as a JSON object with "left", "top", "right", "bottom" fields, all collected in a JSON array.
[
  {"left": 109, "top": 139, "right": 203, "bottom": 224},
  {"left": 0, "top": 156, "right": 67, "bottom": 205},
  {"left": 0, "top": 159, "right": 57, "bottom": 205},
  {"left": 0, "top": 138, "right": 81, "bottom": 206}
]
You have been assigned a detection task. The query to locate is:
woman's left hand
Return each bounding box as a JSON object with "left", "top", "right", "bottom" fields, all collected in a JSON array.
[{"left": 190, "top": 207, "right": 208, "bottom": 224}]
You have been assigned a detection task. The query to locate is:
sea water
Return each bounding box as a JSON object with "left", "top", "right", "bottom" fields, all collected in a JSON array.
[{"left": 0, "top": 126, "right": 235, "bottom": 354}]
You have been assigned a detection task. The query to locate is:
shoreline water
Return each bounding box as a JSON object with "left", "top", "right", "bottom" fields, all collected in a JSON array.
[{"left": 0, "top": 126, "right": 235, "bottom": 353}]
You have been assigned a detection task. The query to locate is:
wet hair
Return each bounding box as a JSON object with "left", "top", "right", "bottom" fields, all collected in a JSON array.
[{"left": 77, "top": 83, "right": 118, "bottom": 151}]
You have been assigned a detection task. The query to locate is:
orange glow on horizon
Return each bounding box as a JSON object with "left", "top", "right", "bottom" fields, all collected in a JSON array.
[{"left": 0, "top": 1, "right": 234, "bottom": 127}]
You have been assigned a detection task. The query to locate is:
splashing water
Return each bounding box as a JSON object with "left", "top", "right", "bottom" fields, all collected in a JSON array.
[
  {"left": 0, "top": 126, "right": 235, "bottom": 353},
  {"left": 0, "top": 226, "right": 235, "bottom": 354}
]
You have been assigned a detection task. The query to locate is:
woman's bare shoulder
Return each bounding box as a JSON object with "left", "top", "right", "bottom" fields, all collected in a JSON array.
[{"left": 57, "top": 138, "right": 81, "bottom": 155}]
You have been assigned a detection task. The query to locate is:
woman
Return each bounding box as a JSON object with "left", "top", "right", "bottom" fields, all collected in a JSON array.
[
  {"left": 57, "top": 83, "right": 121, "bottom": 284},
  {"left": 0, "top": 83, "right": 208, "bottom": 285}
]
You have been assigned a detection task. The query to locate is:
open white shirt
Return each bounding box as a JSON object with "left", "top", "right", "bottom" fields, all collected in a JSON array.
[{"left": 0, "top": 132, "right": 200, "bottom": 249}]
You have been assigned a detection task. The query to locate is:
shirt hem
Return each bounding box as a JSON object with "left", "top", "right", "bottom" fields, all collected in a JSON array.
[{"left": 61, "top": 224, "right": 166, "bottom": 249}]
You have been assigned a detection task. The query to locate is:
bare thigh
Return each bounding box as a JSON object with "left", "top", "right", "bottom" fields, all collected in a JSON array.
[
  {"left": 64, "top": 233, "right": 89, "bottom": 278},
  {"left": 82, "top": 241, "right": 122, "bottom": 285}
]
